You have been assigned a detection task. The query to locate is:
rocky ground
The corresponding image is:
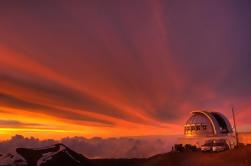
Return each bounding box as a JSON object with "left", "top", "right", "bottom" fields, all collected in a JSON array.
[{"left": 1, "top": 144, "right": 251, "bottom": 166}]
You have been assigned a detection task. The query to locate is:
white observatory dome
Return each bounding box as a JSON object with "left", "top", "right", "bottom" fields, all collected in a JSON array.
[{"left": 184, "top": 111, "right": 233, "bottom": 137}]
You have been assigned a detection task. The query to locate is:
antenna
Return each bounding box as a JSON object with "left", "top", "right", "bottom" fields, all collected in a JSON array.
[{"left": 232, "top": 106, "right": 239, "bottom": 148}]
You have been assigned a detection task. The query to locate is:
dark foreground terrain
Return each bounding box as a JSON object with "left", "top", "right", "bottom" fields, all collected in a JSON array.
[{"left": 1, "top": 143, "right": 251, "bottom": 166}]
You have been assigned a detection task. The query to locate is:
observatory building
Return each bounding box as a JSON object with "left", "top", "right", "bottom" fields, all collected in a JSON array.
[{"left": 179, "top": 111, "right": 237, "bottom": 148}]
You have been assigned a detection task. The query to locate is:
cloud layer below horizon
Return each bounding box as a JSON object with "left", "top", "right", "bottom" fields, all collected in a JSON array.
[
  {"left": 0, "top": 135, "right": 177, "bottom": 158},
  {"left": 0, "top": 0, "right": 251, "bottom": 139}
]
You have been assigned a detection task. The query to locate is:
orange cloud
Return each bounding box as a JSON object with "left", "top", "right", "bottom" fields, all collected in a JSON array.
[{"left": 0, "top": 0, "right": 250, "bottom": 140}]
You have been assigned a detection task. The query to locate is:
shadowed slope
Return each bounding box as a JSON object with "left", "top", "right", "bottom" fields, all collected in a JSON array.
[
  {"left": 1, "top": 144, "right": 251, "bottom": 166},
  {"left": 16, "top": 144, "right": 92, "bottom": 166},
  {"left": 140, "top": 145, "right": 251, "bottom": 166},
  {"left": 93, "top": 145, "right": 251, "bottom": 166}
]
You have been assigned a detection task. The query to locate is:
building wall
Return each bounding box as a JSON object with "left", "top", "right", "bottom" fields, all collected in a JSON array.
[
  {"left": 178, "top": 132, "right": 251, "bottom": 148},
  {"left": 178, "top": 135, "right": 236, "bottom": 149}
]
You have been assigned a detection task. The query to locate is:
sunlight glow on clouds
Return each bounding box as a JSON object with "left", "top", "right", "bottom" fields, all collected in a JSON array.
[{"left": 0, "top": 0, "right": 251, "bottom": 139}]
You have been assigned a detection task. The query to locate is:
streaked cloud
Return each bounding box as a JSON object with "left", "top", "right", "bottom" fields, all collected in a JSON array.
[{"left": 0, "top": 0, "right": 251, "bottom": 139}]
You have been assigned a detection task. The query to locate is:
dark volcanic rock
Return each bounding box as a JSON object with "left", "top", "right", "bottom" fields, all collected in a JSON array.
[
  {"left": 139, "top": 145, "right": 251, "bottom": 166},
  {"left": 16, "top": 144, "right": 93, "bottom": 166},
  {"left": 93, "top": 145, "right": 251, "bottom": 166},
  {"left": 0, "top": 153, "right": 26, "bottom": 166},
  {"left": 1, "top": 144, "right": 251, "bottom": 166}
]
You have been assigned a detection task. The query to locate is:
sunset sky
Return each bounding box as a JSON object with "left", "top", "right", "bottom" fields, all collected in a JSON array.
[{"left": 0, "top": 0, "right": 251, "bottom": 140}]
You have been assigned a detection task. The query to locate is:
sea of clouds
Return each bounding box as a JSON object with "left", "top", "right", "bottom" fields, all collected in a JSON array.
[{"left": 0, "top": 135, "right": 178, "bottom": 158}]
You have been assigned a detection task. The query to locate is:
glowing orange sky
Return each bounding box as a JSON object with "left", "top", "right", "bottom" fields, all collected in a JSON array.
[{"left": 0, "top": 0, "right": 251, "bottom": 139}]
